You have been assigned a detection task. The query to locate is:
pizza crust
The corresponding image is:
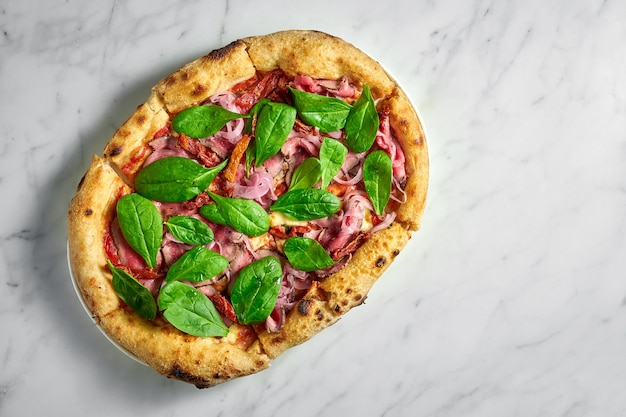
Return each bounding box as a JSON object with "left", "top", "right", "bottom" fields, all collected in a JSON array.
[
  {"left": 103, "top": 92, "right": 170, "bottom": 180},
  {"left": 242, "top": 30, "right": 395, "bottom": 98},
  {"left": 154, "top": 39, "right": 256, "bottom": 114},
  {"left": 68, "top": 155, "right": 128, "bottom": 319},
  {"left": 383, "top": 89, "right": 429, "bottom": 231},
  {"left": 99, "top": 310, "right": 270, "bottom": 388},
  {"left": 256, "top": 282, "right": 340, "bottom": 359},
  {"left": 68, "top": 30, "right": 428, "bottom": 387},
  {"left": 320, "top": 222, "right": 412, "bottom": 314}
]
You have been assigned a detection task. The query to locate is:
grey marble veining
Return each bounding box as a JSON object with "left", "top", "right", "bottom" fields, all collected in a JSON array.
[{"left": 2, "top": 0, "right": 626, "bottom": 415}]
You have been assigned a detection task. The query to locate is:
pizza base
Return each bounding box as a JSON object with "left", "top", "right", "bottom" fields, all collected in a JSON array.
[{"left": 68, "top": 30, "right": 428, "bottom": 388}]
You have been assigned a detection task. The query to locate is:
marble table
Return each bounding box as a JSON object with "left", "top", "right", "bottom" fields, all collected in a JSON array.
[{"left": 2, "top": 0, "right": 626, "bottom": 415}]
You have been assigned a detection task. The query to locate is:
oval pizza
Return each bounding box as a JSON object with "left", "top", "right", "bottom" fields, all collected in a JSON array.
[{"left": 67, "top": 30, "right": 429, "bottom": 388}]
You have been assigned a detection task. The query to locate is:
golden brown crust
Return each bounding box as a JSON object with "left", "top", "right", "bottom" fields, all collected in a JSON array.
[
  {"left": 242, "top": 30, "right": 395, "bottom": 98},
  {"left": 99, "top": 310, "right": 270, "bottom": 388},
  {"left": 383, "top": 88, "right": 429, "bottom": 230},
  {"left": 154, "top": 40, "right": 256, "bottom": 114},
  {"left": 68, "top": 155, "right": 128, "bottom": 319},
  {"left": 320, "top": 223, "right": 412, "bottom": 314},
  {"left": 256, "top": 283, "right": 340, "bottom": 359},
  {"left": 103, "top": 92, "right": 170, "bottom": 178},
  {"left": 68, "top": 30, "right": 429, "bottom": 387}
]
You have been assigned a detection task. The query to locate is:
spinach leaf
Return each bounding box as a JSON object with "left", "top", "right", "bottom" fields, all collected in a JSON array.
[
  {"left": 198, "top": 203, "right": 227, "bottom": 225},
  {"left": 243, "top": 98, "right": 270, "bottom": 135},
  {"left": 230, "top": 256, "right": 282, "bottom": 325},
  {"left": 288, "top": 86, "right": 352, "bottom": 132},
  {"left": 283, "top": 237, "right": 334, "bottom": 272},
  {"left": 319, "top": 138, "right": 348, "bottom": 188},
  {"left": 243, "top": 99, "right": 268, "bottom": 170},
  {"left": 345, "top": 85, "right": 379, "bottom": 153},
  {"left": 165, "top": 246, "right": 228, "bottom": 283},
  {"left": 172, "top": 105, "right": 247, "bottom": 139},
  {"left": 164, "top": 216, "right": 214, "bottom": 246},
  {"left": 208, "top": 192, "right": 270, "bottom": 236},
  {"left": 363, "top": 150, "right": 392, "bottom": 215},
  {"left": 289, "top": 157, "right": 321, "bottom": 190},
  {"left": 255, "top": 102, "right": 297, "bottom": 166},
  {"left": 270, "top": 188, "right": 341, "bottom": 221},
  {"left": 108, "top": 261, "right": 157, "bottom": 320},
  {"left": 116, "top": 193, "right": 162, "bottom": 269},
  {"left": 245, "top": 138, "right": 256, "bottom": 174},
  {"left": 135, "top": 157, "right": 227, "bottom": 203},
  {"left": 158, "top": 281, "right": 229, "bottom": 337}
]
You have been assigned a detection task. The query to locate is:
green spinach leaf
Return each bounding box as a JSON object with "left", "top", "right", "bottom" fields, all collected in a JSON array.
[
  {"left": 245, "top": 138, "right": 256, "bottom": 175},
  {"left": 319, "top": 138, "right": 348, "bottom": 188},
  {"left": 363, "top": 150, "right": 392, "bottom": 215},
  {"left": 165, "top": 246, "right": 228, "bottom": 283},
  {"left": 158, "top": 281, "right": 229, "bottom": 337},
  {"left": 289, "top": 157, "right": 321, "bottom": 191},
  {"left": 198, "top": 203, "right": 227, "bottom": 225},
  {"left": 230, "top": 256, "right": 282, "bottom": 325},
  {"left": 345, "top": 85, "right": 379, "bottom": 153},
  {"left": 270, "top": 188, "right": 341, "bottom": 221},
  {"left": 283, "top": 237, "right": 334, "bottom": 272},
  {"left": 108, "top": 261, "right": 157, "bottom": 320},
  {"left": 116, "top": 193, "right": 162, "bottom": 269},
  {"left": 208, "top": 192, "right": 270, "bottom": 236},
  {"left": 172, "top": 105, "right": 247, "bottom": 139},
  {"left": 288, "top": 86, "right": 352, "bottom": 132},
  {"left": 243, "top": 98, "right": 270, "bottom": 135},
  {"left": 135, "top": 157, "right": 227, "bottom": 203},
  {"left": 164, "top": 216, "right": 214, "bottom": 246},
  {"left": 255, "top": 102, "right": 297, "bottom": 166}
]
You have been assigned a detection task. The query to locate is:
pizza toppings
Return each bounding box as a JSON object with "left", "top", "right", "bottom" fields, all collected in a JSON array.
[
  {"left": 283, "top": 237, "right": 335, "bottom": 272},
  {"left": 158, "top": 280, "right": 229, "bottom": 337},
  {"left": 172, "top": 105, "right": 246, "bottom": 139},
  {"left": 115, "top": 193, "right": 162, "bottom": 269},
  {"left": 66, "top": 31, "right": 429, "bottom": 388},
  {"left": 230, "top": 256, "right": 282, "bottom": 325},
  {"left": 107, "top": 70, "right": 410, "bottom": 337}
]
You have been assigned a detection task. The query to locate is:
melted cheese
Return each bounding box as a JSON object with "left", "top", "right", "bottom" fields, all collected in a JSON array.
[
  {"left": 248, "top": 233, "right": 273, "bottom": 251},
  {"left": 269, "top": 211, "right": 309, "bottom": 228},
  {"left": 361, "top": 208, "right": 374, "bottom": 232}
]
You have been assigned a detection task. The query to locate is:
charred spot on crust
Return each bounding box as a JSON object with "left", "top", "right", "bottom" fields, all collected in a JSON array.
[
  {"left": 76, "top": 173, "right": 86, "bottom": 190},
  {"left": 170, "top": 364, "right": 212, "bottom": 388},
  {"left": 116, "top": 129, "right": 131, "bottom": 139},
  {"left": 135, "top": 115, "right": 146, "bottom": 126},
  {"left": 392, "top": 249, "right": 400, "bottom": 257},
  {"left": 271, "top": 336, "right": 284, "bottom": 345},
  {"left": 108, "top": 146, "right": 123, "bottom": 157},
  {"left": 191, "top": 83, "right": 206, "bottom": 97},
  {"left": 375, "top": 256, "right": 387, "bottom": 268},
  {"left": 298, "top": 299, "right": 312, "bottom": 315},
  {"left": 353, "top": 294, "right": 363, "bottom": 303},
  {"left": 207, "top": 41, "right": 239, "bottom": 60},
  {"left": 84, "top": 208, "right": 93, "bottom": 216}
]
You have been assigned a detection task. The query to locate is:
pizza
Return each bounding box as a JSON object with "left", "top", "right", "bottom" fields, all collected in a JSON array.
[{"left": 67, "top": 30, "right": 428, "bottom": 388}]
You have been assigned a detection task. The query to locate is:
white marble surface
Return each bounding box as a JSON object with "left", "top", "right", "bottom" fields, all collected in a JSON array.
[{"left": 2, "top": 0, "right": 626, "bottom": 415}]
